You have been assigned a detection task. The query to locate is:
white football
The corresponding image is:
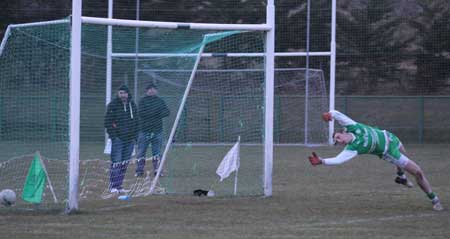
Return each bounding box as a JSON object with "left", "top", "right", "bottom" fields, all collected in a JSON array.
[{"left": 0, "top": 189, "right": 16, "bottom": 207}]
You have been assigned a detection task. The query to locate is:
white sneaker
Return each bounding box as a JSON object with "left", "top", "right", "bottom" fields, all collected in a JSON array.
[
  {"left": 404, "top": 180, "right": 414, "bottom": 188},
  {"left": 432, "top": 199, "right": 444, "bottom": 211},
  {"left": 118, "top": 188, "right": 130, "bottom": 194},
  {"left": 110, "top": 188, "right": 130, "bottom": 194}
]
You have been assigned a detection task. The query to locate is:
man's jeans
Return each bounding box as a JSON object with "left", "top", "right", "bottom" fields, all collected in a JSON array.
[
  {"left": 136, "top": 131, "right": 163, "bottom": 175},
  {"left": 109, "top": 137, "right": 134, "bottom": 190}
]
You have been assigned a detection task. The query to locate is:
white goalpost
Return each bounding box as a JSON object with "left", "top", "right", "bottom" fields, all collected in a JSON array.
[
  {"left": 68, "top": 0, "right": 82, "bottom": 212},
  {"left": 68, "top": 0, "right": 276, "bottom": 212}
]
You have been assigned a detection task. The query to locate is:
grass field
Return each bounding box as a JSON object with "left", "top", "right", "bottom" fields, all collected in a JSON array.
[{"left": 0, "top": 144, "right": 449, "bottom": 239}]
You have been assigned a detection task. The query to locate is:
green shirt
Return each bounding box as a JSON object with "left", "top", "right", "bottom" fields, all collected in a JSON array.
[
  {"left": 323, "top": 110, "right": 403, "bottom": 165},
  {"left": 344, "top": 123, "right": 388, "bottom": 158}
]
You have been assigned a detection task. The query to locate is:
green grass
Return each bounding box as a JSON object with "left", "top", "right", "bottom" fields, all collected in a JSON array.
[{"left": 0, "top": 144, "right": 449, "bottom": 239}]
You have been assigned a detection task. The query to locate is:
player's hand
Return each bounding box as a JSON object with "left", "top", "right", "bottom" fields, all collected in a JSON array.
[
  {"left": 322, "top": 112, "right": 332, "bottom": 122},
  {"left": 308, "top": 152, "right": 322, "bottom": 166}
]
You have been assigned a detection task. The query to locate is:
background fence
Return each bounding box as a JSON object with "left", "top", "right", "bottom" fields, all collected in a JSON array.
[{"left": 1, "top": 95, "right": 449, "bottom": 144}]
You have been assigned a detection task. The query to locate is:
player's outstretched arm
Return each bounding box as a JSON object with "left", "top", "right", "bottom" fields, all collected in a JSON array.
[
  {"left": 308, "top": 150, "right": 357, "bottom": 166},
  {"left": 322, "top": 110, "right": 357, "bottom": 126}
]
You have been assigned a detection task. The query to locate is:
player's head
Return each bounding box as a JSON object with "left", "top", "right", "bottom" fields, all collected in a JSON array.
[
  {"left": 145, "top": 83, "right": 158, "bottom": 96},
  {"left": 333, "top": 132, "right": 353, "bottom": 145}
]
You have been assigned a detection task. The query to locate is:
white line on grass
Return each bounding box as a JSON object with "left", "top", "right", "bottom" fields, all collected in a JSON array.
[
  {"left": 304, "top": 213, "right": 438, "bottom": 227},
  {"left": 92, "top": 204, "right": 136, "bottom": 212}
]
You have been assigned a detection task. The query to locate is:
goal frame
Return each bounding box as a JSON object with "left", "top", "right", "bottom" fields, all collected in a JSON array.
[
  {"left": 68, "top": 0, "right": 337, "bottom": 213},
  {"left": 69, "top": 0, "right": 275, "bottom": 213}
]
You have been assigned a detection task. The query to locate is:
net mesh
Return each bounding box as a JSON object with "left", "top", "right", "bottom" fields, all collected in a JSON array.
[
  {"left": 0, "top": 21, "right": 70, "bottom": 209},
  {"left": 275, "top": 69, "right": 328, "bottom": 145},
  {"left": 102, "top": 28, "right": 265, "bottom": 197},
  {"left": 0, "top": 20, "right": 267, "bottom": 209}
]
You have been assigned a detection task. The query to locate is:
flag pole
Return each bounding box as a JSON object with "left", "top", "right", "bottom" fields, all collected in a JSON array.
[
  {"left": 36, "top": 151, "right": 58, "bottom": 203},
  {"left": 233, "top": 136, "right": 240, "bottom": 195}
]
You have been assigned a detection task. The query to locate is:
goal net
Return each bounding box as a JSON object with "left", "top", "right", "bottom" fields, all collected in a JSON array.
[
  {"left": 0, "top": 20, "right": 70, "bottom": 209},
  {"left": 85, "top": 24, "right": 267, "bottom": 197},
  {"left": 275, "top": 68, "right": 328, "bottom": 145},
  {"left": 0, "top": 19, "right": 267, "bottom": 209}
]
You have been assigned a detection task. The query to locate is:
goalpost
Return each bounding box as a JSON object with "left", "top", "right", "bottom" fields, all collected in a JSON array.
[{"left": 67, "top": 0, "right": 275, "bottom": 212}]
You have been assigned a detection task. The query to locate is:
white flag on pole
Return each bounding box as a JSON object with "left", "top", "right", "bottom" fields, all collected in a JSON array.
[{"left": 216, "top": 140, "right": 240, "bottom": 182}]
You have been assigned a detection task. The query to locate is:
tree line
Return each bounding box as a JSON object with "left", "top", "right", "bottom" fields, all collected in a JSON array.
[{"left": 0, "top": 0, "right": 449, "bottom": 95}]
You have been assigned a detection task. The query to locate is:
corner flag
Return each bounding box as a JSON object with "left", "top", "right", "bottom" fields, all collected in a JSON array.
[
  {"left": 22, "top": 153, "right": 47, "bottom": 203},
  {"left": 216, "top": 139, "right": 240, "bottom": 182}
]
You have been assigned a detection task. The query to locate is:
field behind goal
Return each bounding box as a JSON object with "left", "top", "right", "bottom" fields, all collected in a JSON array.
[{"left": 0, "top": 144, "right": 449, "bottom": 239}]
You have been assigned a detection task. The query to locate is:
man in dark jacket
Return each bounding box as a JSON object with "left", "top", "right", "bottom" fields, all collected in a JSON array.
[
  {"left": 104, "top": 84, "right": 139, "bottom": 193},
  {"left": 136, "top": 83, "right": 170, "bottom": 177}
]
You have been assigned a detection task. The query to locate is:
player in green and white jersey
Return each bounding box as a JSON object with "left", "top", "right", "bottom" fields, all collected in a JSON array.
[{"left": 308, "top": 110, "right": 443, "bottom": 211}]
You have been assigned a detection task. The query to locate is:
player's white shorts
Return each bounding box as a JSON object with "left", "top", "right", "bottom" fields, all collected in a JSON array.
[{"left": 383, "top": 153, "right": 410, "bottom": 168}]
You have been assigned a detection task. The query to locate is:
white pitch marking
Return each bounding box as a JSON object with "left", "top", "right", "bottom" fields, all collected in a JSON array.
[
  {"left": 93, "top": 204, "right": 136, "bottom": 212},
  {"left": 304, "top": 213, "right": 437, "bottom": 227}
]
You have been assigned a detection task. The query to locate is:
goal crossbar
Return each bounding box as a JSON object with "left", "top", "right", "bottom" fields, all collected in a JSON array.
[
  {"left": 111, "top": 52, "right": 331, "bottom": 58},
  {"left": 82, "top": 17, "right": 271, "bottom": 31}
]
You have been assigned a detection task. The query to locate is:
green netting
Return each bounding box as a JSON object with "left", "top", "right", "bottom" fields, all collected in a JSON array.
[
  {"left": 0, "top": 20, "right": 71, "bottom": 210},
  {"left": 0, "top": 19, "right": 266, "bottom": 210},
  {"left": 80, "top": 25, "right": 266, "bottom": 197}
]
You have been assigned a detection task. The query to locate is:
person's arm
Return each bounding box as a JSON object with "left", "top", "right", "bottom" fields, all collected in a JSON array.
[
  {"left": 321, "top": 150, "right": 358, "bottom": 165},
  {"left": 131, "top": 102, "right": 139, "bottom": 139},
  {"left": 308, "top": 150, "right": 358, "bottom": 166},
  {"left": 104, "top": 103, "right": 117, "bottom": 138},
  {"left": 322, "top": 110, "right": 357, "bottom": 126},
  {"left": 160, "top": 99, "right": 170, "bottom": 118},
  {"left": 138, "top": 98, "right": 147, "bottom": 119}
]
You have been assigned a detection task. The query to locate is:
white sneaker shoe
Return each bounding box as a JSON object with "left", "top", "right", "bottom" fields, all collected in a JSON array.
[
  {"left": 404, "top": 181, "right": 414, "bottom": 188},
  {"left": 118, "top": 188, "right": 130, "bottom": 194},
  {"left": 110, "top": 188, "right": 130, "bottom": 194},
  {"left": 432, "top": 199, "right": 444, "bottom": 211}
]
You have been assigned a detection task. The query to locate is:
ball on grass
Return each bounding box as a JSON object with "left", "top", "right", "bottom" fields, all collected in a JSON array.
[{"left": 0, "top": 189, "right": 16, "bottom": 207}]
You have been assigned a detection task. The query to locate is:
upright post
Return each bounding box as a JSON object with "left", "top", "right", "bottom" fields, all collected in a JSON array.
[
  {"left": 264, "top": 0, "right": 275, "bottom": 197},
  {"left": 133, "top": 0, "right": 140, "bottom": 98},
  {"left": 234, "top": 136, "right": 241, "bottom": 195},
  {"left": 106, "top": 0, "right": 113, "bottom": 105},
  {"left": 68, "top": 0, "right": 82, "bottom": 212},
  {"left": 328, "top": 0, "right": 337, "bottom": 144},
  {"left": 105, "top": 0, "right": 113, "bottom": 147},
  {"left": 304, "top": 0, "right": 311, "bottom": 144}
]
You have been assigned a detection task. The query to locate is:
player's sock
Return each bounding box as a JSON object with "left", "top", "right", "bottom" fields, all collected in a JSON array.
[
  {"left": 396, "top": 171, "right": 406, "bottom": 179},
  {"left": 427, "top": 192, "right": 437, "bottom": 200}
]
